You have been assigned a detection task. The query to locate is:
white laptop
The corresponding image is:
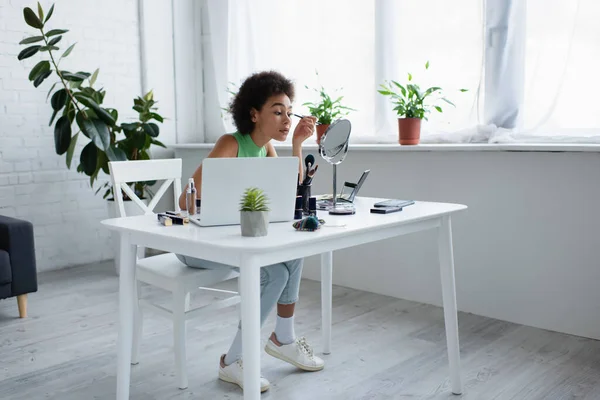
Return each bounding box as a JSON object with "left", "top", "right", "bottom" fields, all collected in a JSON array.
[{"left": 190, "top": 157, "right": 299, "bottom": 227}]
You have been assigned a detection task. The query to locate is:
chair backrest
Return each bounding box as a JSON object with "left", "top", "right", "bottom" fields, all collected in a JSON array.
[{"left": 108, "top": 159, "right": 183, "bottom": 217}]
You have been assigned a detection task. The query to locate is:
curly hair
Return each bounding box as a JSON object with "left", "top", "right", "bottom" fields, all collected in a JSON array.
[{"left": 229, "top": 71, "right": 295, "bottom": 135}]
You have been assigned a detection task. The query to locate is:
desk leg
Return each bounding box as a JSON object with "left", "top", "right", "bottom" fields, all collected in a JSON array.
[
  {"left": 321, "top": 251, "right": 333, "bottom": 355},
  {"left": 240, "top": 257, "right": 261, "bottom": 400},
  {"left": 117, "top": 234, "right": 137, "bottom": 400},
  {"left": 438, "top": 215, "right": 463, "bottom": 395}
]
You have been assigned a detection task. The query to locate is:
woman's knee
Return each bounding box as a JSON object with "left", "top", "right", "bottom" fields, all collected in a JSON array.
[
  {"left": 262, "top": 264, "right": 290, "bottom": 288},
  {"left": 284, "top": 258, "right": 304, "bottom": 275}
]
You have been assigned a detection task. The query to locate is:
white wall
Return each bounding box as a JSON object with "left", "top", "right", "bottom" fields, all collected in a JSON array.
[
  {"left": 175, "top": 145, "right": 600, "bottom": 340},
  {"left": 0, "top": 0, "right": 176, "bottom": 272}
]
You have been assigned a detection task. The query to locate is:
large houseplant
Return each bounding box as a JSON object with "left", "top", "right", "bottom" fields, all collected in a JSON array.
[
  {"left": 303, "top": 73, "right": 355, "bottom": 145},
  {"left": 378, "top": 61, "right": 467, "bottom": 145},
  {"left": 16, "top": 2, "right": 166, "bottom": 200}
]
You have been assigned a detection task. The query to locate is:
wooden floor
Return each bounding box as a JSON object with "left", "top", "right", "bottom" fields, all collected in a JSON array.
[{"left": 1, "top": 262, "right": 600, "bottom": 400}]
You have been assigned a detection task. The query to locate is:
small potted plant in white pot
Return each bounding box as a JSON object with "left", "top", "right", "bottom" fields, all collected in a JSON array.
[
  {"left": 240, "top": 187, "right": 270, "bottom": 237},
  {"left": 378, "top": 61, "right": 467, "bottom": 145}
]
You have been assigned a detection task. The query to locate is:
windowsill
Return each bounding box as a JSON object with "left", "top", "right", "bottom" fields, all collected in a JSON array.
[{"left": 170, "top": 143, "right": 600, "bottom": 153}]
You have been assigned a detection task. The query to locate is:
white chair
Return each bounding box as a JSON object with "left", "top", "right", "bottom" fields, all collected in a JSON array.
[{"left": 108, "top": 159, "right": 240, "bottom": 390}]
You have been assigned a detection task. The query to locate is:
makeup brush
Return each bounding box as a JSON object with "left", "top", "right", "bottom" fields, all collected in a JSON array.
[
  {"left": 293, "top": 113, "right": 322, "bottom": 125},
  {"left": 304, "top": 154, "right": 315, "bottom": 181},
  {"left": 303, "top": 164, "right": 318, "bottom": 186}
]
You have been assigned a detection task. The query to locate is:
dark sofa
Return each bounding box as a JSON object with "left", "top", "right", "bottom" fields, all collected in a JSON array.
[{"left": 0, "top": 215, "right": 37, "bottom": 317}]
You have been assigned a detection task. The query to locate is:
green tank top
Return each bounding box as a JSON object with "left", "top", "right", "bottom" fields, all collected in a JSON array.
[{"left": 232, "top": 132, "right": 267, "bottom": 158}]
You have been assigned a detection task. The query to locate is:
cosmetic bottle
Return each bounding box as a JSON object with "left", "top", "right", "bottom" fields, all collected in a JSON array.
[{"left": 186, "top": 178, "right": 197, "bottom": 216}]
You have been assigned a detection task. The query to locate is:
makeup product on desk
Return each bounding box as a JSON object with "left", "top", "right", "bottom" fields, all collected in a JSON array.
[
  {"left": 370, "top": 206, "right": 403, "bottom": 214},
  {"left": 157, "top": 214, "right": 173, "bottom": 226},
  {"left": 294, "top": 196, "right": 303, "bottom": 220},
  {"left": 186, "top": 178, "right": 197, "bottom": 216},
  {"left": 165, "top": 211, "right": 190, "bottom": 223},
  {"left": 157, "top": 212, "right": 188, "bottom": 225},
  {"left": 308, "top": 197, "right": 317, "bottom": 216}
]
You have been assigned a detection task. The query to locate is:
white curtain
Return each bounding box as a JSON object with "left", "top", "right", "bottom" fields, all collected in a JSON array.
[{"left": 488, "top": 0, "right": 600, "bottom": 143}]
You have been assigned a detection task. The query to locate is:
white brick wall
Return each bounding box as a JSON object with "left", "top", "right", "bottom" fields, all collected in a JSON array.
[{"left": 0, "top": 0, "right": 142, "bottom": 272}]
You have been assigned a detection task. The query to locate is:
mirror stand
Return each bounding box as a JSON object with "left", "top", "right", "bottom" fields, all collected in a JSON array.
[{"left": 329, "top": 163, "right": 355, "bottom": 215}]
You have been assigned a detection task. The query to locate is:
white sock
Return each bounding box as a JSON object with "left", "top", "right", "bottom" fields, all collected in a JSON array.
[
  {"left": 274, "top": 315, "right": 296, "bottom": 345},
  {"left": 224, "top": 328, "right": 243, "bottom": 366}
]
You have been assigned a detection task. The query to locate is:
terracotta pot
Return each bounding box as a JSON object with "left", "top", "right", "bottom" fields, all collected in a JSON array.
[
  {"left": 397, "top": 118, "right": 421, "bottom": 145},
  {"left": 316, "top": 124, "right": 330, "bottom": 145}
]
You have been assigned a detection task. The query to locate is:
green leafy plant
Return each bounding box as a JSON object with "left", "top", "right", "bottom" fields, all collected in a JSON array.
[
  {"left": 303, "top": 72, "right": 355, "bottom": 125},
  {"left": 16, "top": 2, "right": 166, "bottom": 199},
  {"left": 239, "top": 187, "right": 270, "bottom": 212},
  {"left": 378, "top": 61, "right": 468, "bottom": 120}
]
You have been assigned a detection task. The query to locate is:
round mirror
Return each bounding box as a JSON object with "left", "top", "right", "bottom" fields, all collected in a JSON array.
[
  {"left": 317, "top": 119, "right": 355, "bottom": 215},
  {"left": 319, "top": 119, "right": 351, "bottom": 165}
]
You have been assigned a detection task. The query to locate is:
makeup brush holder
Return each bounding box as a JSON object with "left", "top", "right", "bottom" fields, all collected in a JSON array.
[{"left": 296, "top": 184, "right": 313, "bottom": 216}]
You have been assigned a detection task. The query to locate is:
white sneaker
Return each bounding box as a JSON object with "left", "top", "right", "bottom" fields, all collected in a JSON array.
[
  {"left": 265, "top": 334, "right": 325, "bottom": 372},
  {"left": 218, "top": 355, "right": 270, "bottom": 393}
]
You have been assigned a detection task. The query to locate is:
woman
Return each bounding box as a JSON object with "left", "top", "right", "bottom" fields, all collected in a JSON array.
[{"left": 177, "top": 70, "right": 324, "bottom": 392}]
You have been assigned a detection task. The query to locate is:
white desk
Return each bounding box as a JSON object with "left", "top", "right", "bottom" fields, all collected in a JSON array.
[{"left": 101, "top": 197, "right": 467, "bottom": 400}]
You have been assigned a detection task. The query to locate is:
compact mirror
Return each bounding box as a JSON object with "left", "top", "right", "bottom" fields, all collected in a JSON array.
[{"left": 318, "top": 119, "right": 354, "bottom": 215}]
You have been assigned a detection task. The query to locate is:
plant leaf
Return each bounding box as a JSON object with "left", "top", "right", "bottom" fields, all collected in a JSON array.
[
  {"left": 65, "top": 132, "right": 79, "bottom": 169},
  {"left": 441, "top": 97, "right": 456, "bottom": 107},
  {"left": 19, "top": 35, "right": 44, "bottom": 44},
  {"left": 106, "top": 145, "right": 127, "bottom": 161},
  {"left": 434, "top": 106, "right": 443, "bottom": 113},
  {"left": 28, "top": 60, "right": 50, "bottom": 81},
  {"left": 408, "top": 73, "right": 412, "bottom": 81},
  {"left": 80, "top": 141, "right": 98, "bottom": 176},
  {"left": 51, "top": 88, "right": 68, "bottom": 111},
  {"left": 76, "top": 112, "right": 111, "bottom": 150},
  {"left": 54, "top": 115, "right": 71, "bottom": 155},
  {"left": 61, "top": 43, "right": 76, "bottom": 58},
  {"left": 37, "top": 2, "right": 44, "bottom": 22},
  {"left": 62, "top": 71, "right": 90, "bottom": 81},
  {"left": 425, "top": 60, "right": 430, "bottom": 69},
  {"left": 17, "top": 45, "right": 41, "bottom": 60},
  {"left": 48, "top": 109, "right": 59, "bottom": 126},
  {"left": 97, "top": 151, "right": 109, "bottom": 174},
  {"left": 44, "top": 4, "right": 54, "bottom": 23},
  {"left": 151, "top": 139, "right": 166, "bottom": 148},
  {"left": 45, "top": 29, "right": 68, "bottom": 37},
  {"left": 23, "top": 7, "right": 43, "bottom": 29},
  {"left": 149, "top": 113, "right": 163, "bottom": 123},
  {"left": 142, "top": 123, "right": 159, "bottom": 137},
  {"left": 121, "top": 122, "right": 138, "bottom": 132},
  {"left": 48, "top": 35, "right": 62, "bottom": 46},
  {"left": 33, "top": 70, "right": 52, "bottom": 87},
  {"left": 89, "top": 68, "right": 99, "bottom": 86},
  {"left": 73, "top": 93, "right": 115, "bottom": 125},
  {"left": 46, "top": 82, "right": 58, "bottom": 101},
  {"left": 39, "top": 45, "right": 59, "bottom": 52}
]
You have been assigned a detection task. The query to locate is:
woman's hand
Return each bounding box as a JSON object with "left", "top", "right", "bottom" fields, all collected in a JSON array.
[{"left": 292, "top": 116, "right": 316, "bottom": 147}]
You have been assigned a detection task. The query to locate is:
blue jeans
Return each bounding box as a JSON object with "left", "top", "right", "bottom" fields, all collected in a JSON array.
[{"left": 175, "top": 254, "right": 303, "bottom": 327}]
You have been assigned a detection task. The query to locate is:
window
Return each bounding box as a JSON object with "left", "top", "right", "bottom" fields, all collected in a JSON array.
[{"left": 202, "top": 0, "right": 599, "bottom": 143}]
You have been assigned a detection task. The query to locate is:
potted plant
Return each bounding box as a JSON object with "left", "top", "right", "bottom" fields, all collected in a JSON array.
[
  {"left": 239, "top": 187, "right": 270, "bottom": 237},
  {"left": 15, "top": 2, "right": 166, "bottom": 207},
  {"left": 378, "top": 61, "right": 467, "bottom": 145},
  {"left": 303, "top": 73, "right": 355, "bottom": 145}
]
